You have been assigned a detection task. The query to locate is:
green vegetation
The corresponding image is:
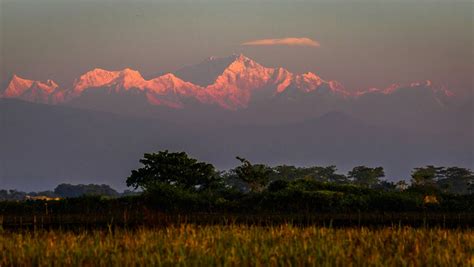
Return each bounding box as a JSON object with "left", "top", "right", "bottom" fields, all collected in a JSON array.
[
  {"left": 348, "top": 166, "right": 385, "bottom": 188},
  {"left": 0, "top": 184, "right": 123, "bottom": 201},
  {"left": 0, "top": 225, "right": 472, "bottom": 266},
  {"left": 0, "top": 150, "right": 473, "bottom": 228},
  {"left": 0, "top": 150, "right": 473, "bottom": 266},
  {"left": 126, "top": 151, "right": 220, "bottom": 192},
  {"left": 125, "top": 151, "right": 473, "bottom": 196},
  {"left": 120, "top": 151, "right": 472, "bottom": 215}
]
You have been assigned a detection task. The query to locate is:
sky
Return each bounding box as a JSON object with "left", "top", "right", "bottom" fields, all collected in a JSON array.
[{"left": 1, "top": 0, "right": 472, "bottom": 94}]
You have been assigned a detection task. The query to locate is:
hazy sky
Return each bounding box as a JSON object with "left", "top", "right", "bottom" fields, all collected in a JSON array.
[{"left": 1, "top": 0, "right": 472, "bottom": 94}]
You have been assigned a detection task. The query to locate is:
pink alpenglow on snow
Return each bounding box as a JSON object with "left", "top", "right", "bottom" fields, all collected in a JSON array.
[
  {"left": 355, "top": 80, "right": 454, "bottom": 98},
  {"left": 1, "top": 54, "right": 453, "bottom": 109}
]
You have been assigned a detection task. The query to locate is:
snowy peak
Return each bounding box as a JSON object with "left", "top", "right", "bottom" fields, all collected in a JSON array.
[
  {"left": 73, "top": 68, "right": 121, "bottom": 93},
  {"left": 72, "top": 68, "right": 149, "bottom": 95},
  {"left": 204, "top": 54, "right": 278, "bottom": 109},
  {"left": 115, "top": 68, "right": 146, "bottom": 90},
  {"left": 3, "top": 75, "right": 34, "bottom": 97},
  {"left": 1, "top": 54, "right": 454, "bottom": 110},
  {"left": 172, "top": 53, "right": 349, "bottom": 109},
  {"left": 155, "top": 73, "right": 182, "bottom": 84},
  {"left": 354, "top": 79, "right": 455, "bottom": 108},
  {"left": 227, "top": 54, "right": 276, "bottom": 76},
  {"left": 2, "top": 74, "right": 60, "bottom": 104},
  {"left": 144, "top": 73, "right": 208, "bottom": 109},
  {"left": 118, "top": 68, "right": 144, "bottom": 80},
  {"left": 147, "top": 73, "right": 198, "bottom": 94},
  {"left": 217, "top": 55, "right": 274, "bottom": 83},
  {"left": 273, "top": 68, "right": 294, "bottom": 93},
  {"left": 293, "top": 72, "right": 325, "bottom": 92},
  {"left": 226, "top": 53, "right": 263, "bottom": 72},
  {"left": 213, "top": 55, "right": 350, "bottom": 100},
  {"left": 356, "top": 80, "right": 454, "bottom": 97}
]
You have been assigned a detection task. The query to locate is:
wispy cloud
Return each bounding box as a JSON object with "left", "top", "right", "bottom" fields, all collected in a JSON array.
[{"left": 241, "top": 37, "right": 320, "bottom": 47}]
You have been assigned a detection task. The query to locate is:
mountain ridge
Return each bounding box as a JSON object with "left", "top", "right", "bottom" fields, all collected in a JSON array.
[{"left": 2, "top": 54, "right": 453, "bottom": 110}]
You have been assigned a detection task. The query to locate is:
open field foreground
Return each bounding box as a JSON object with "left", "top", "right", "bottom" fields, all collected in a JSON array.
[{"left": 0, "top": 225, "right": 472, "bottom": 266}]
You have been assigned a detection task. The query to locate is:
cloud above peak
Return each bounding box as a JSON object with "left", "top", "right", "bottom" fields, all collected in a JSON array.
[{"left": 241, "top": 37, "right": 320, "bottom": 47}]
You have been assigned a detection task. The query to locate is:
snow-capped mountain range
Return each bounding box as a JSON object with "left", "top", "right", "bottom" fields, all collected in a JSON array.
[
  {"left": 1, "top": 54, "right": 454, "bottom": 110},
  {"left": 1, "top": 54, "right": 471, "bottom": 191}
]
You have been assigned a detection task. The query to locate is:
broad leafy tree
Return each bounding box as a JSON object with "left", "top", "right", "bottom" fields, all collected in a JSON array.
[
  {"left": 437, "top": 167, "right": 474, "bottom": 194},
  {"left": 320, "top": 166, "right": 349, "bottom": 184},
  {"left": 411, "top": 165, "right": 444, "bottom": 188},
  {"left": 126, "top": 150, "right": 219, "bottom": 192},
  {"left": 233, "top": 157, "right": 273, "bottom": 192},
  {"left": 348, "top": 166, "right": 385, "bottom": 188}
]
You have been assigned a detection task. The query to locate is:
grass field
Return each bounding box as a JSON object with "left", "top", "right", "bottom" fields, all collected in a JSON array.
[{"left": 0, "top": 225, "right": 472, "bottom": 266}]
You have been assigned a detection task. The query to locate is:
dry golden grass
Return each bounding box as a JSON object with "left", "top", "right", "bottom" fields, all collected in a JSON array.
[{"left": 0, "top": 225, "right": 472, "bottom": 266}]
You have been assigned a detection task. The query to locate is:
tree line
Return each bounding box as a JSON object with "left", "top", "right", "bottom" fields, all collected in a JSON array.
[
  {"left": 1, "top": 150, "right": 472, "bottom": 214},
  {"left": 127, "top": 150, "right": 473, "bottom": 195},
  {"left": 120, "top": 151, "right": 474, "bottom": 213},
  {"left": 0, "top": 184, "right": 136, "bottom": 201}
]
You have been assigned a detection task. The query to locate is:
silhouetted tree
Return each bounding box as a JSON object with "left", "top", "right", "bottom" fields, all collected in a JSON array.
[
  {"left": 411, "top": 165, "right": 444, "bottom": 188},
  {"left": 233, "top": 157, "right": 273, "bottom": 192},
  {"left": 348, "top": 166, "right": 385, "bottom": 188},
  {"left": 126, "top": 150, "right": 220, "bottom": 192},
  {"left": 437, "top": 167, "right": 474, "bottom": 194},
  {"left": 322, "top": 166, "right": 349, "bottom": 184}
]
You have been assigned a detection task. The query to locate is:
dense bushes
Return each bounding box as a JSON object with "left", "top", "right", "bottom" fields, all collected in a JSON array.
[
  {"left": 0, "top": 185, "right": 472, "bottom": 221},
  {"left": 1, "top": 151, "right": 472, "bottom": 217},
  {"left": 139, "top": 180, "right": 470, "bottom": 213},
  {"left": 120, "top": 151, "right": 473, "bottom": 214}
]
